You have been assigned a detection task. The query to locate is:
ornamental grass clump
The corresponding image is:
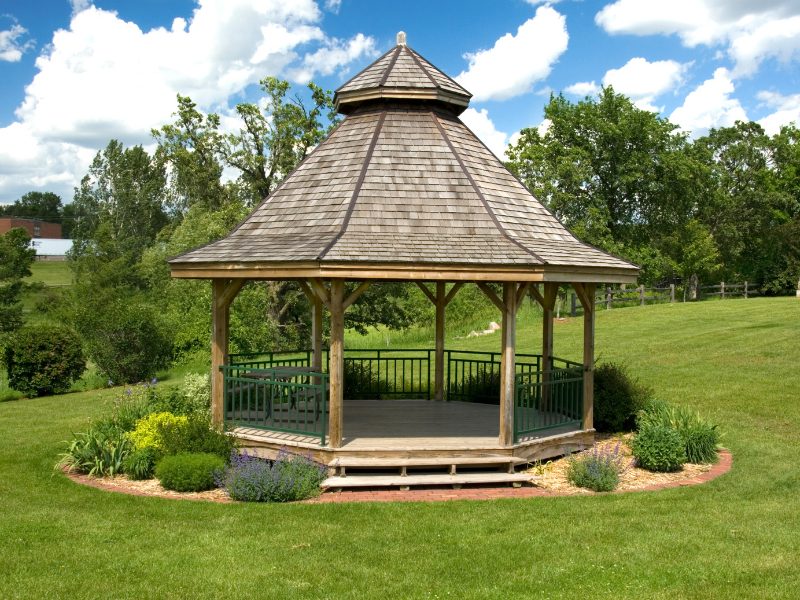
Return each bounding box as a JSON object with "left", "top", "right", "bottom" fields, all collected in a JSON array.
[
  {"left": 217, "top": 449, "right": 326, "bottom": 502},
  {"left": 567, "top": 443, "right": 628, "bottom": 492},
  {"left": 637, "top": 399, "right": 720, "bottom": 464}
]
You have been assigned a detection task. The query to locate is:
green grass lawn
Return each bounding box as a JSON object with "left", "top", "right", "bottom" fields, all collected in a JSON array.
[
  {"left": 24, "top": 260, "right": 73, "bottom": 286},
  {"left": 1, "top": 298, "right": 799, "bottom": 599}
]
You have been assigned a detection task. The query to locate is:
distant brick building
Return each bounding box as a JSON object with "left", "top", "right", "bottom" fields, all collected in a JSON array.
[{"left": 0, "top": 218, "right": 62, "bottom": 239}]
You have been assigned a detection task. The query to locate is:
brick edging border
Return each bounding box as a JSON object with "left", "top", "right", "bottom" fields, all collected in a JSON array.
[{"left": 61, "top": 449, "right": 732, "bottom": 504}]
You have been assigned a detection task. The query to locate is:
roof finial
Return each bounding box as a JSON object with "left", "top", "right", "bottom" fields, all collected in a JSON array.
[{"left": 397, "top": 31, "right": 406, "bottom": 46}]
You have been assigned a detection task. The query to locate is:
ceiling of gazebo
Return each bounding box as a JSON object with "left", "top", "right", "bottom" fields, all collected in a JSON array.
[{"left": 169, "top": 35, "right": 638, "bottom": 283}]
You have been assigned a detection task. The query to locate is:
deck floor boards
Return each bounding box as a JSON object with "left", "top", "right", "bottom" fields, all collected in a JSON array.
[{"left": 233, "top": 399, "right": 580, "bottom": 450}]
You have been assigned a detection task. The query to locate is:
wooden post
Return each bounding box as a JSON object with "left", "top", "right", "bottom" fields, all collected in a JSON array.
[
  {"left": 211, "top": 279, "right": 244, "bottom": 428},
  {"left": 434, "top": 282, "right": 446, "bottom": 401},
  {"left": 499, "top": 282, "right": 517, "bottom": 447},
  {"left": 606, "top": 286, "right": 612, "bottom": 310},
  {"left": 328, "top": 280, "right": 345, "bottom": 448},
  {"left": 541, "top": 283, "right": 557, "bottom": 410},
  {"left": 311, "top": 295, "right": 323, "bottom": 370},
  {"left": 721, "top": 281, "right": 725, "bottom": 299},
  {"left": 690, "top": 274, "right": 698, "bottom": 300},
  {"left": 670, "top": 283, "right": 675, "bottom": 303},
  {"left": 573, "top": 283, "right": 596, "bottom": 431},
  {"left": 639, "top": 284, "right": 645, "bottom": 306},
  {"left": 744, "top": 281, "right": 749, "bottom": 299}
]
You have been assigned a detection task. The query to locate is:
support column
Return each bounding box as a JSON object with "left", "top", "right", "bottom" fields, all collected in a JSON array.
[
  {"left": 328, "top": 280, "right": 345, "bottom": 448},
  {"left": 574, "top": 283, "right": 596, "bottom": 431},
  {"left": 311, "top": 295, "right": 323, "bottom": 370},
  {"left": 434, "top": 282, "right": 446, "bottom": 401},
  {"left": 541, "top": 283, "right": 557, "bottom": 409},
  {"left": 499, "top": 282, "right": 517, "bottom": 447},
  {"left": 211, "top": 279, "right": 244, "bottom": 428}
]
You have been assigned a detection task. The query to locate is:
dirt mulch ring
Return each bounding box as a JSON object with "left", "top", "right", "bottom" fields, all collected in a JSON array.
[{"left": 62, "top": 441, "right": 732, "bottom": 504}]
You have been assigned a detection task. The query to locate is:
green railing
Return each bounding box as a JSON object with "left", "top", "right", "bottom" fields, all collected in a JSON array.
[
  {"left": 445, "top": 350, "right": 541, "bottom": 403},
  {"left": 225, "top": 349, "right": 584, "bottom": 443},
  {"left": 342, "top": 349, "right": 433, "bottom": 400},
  {"left": 221, "top": 364, "right": 328, "bottom": 445},
  {"left": 514, "top": 358, "right": 583, "bottom": 442}
]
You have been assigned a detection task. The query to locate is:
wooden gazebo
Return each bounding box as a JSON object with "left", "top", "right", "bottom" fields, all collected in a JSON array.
[{"left": 170, "top": 33, "right": 637, "bottom": 487}]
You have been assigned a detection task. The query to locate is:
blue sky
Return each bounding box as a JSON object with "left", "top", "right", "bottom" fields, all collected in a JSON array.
[{"left": 1, "top": 0, "right": 800, "bottom": 205}]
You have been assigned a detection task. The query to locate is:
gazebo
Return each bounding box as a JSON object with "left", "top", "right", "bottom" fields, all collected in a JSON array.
[{"left": 169, "top": 33, "right": 638, "bottom": 487}]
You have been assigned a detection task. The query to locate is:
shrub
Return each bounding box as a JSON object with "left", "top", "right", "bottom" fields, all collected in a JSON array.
[
  {"left": 593, "top": 363, "right": 652, "bottom": 432},
  {"left": 567, "top": 443, "right": 628, "bottom": 492},
  {"left": 638, "top": 400, "right": 720, "bottom": 463},
  {"left": 447, "top": 367, "right": 500, "bottom": 404},
  {"left": 155, "top": 452, "right": 224, "bottom": 492},
  {"left": 217, "top": 449, "right": 326, "bottom": 502},
  {"left": 3, "top": 325, "right": 85, "bottom": 396},
  {"left": 75, "top": 297, "right": 172, "bottom": 384},
  {"left": 343, "top": 360, "right": 392, "bottom": 399},
  {"left": 128, "top": 412, "right": 188, "bottom": 454},
  {"left": 148, "top": 375, "right": 211, "bottom": 418},
  {"left": 57, "top": 425, "right": 131, "bottom": 476},
  {"left": 159, "top": 416, "right": 235, "bottom": 460},
  {"left": 630, "top": 423, "right": 686, "bottom": 472},
  {"left": 123, "top": 447, "right": 156, "bottom": 480},
  {"left": 108, "top": 383, "right": 159, "bottom": 432}
]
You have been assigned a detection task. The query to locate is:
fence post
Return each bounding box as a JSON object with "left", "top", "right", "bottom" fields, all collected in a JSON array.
[
  {"left": 570, "top": 293, "right": 577, "bottom": 317},
  {"left": 639, "top": 285, "right": 645, "bottom": 306},
  {"left": 606, "top": 286, "right": 612, "bottom": 310},
  {"left": 721, "top": 281, "right": 725, "bottom": 299},
  {"left": 670, "top": 283, "right": 675, "bottom": 303},
  {"left": 744, "top": 281, "right": 748, "bottom": 299}
]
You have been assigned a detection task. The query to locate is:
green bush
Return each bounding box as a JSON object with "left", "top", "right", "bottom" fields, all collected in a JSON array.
[
  {"left": 129, "top": 412, "right": 189, "bottom": 454},
  {"left": 594, "top": 363, "right": 652, "bottom": 432},
  {"left": 343, "top": 360, "right": 393, "bottom": 399},
  {"left": 159, "top": 416, "right": 235, "bottom": 460},
  {"left": 57, "top": 424, "right": 131, "bottom": 476},
  {"left": 148, "top": 375, "right": 210, "bottom": 418},
  {"left": 567, "top": 444, "right": 627, "bottom": 492},
  {"left": 155, "top": 452, "right": 224, "bottom": 492},
  {"left": 3, "top": 325, "right": 85, "bottom": 396},
  {"left": 122, "top": 447, "right": 156, "bottom": 480},
  {"left": 75, "top": 297, "right": 172, "bottom": 384},
  {"left": 447, "top": 367, "right": 500, "bottom": 404},
  {"left": 638, "top": 399, "right": 720, "bottom": 463},
  {"left": 630, "top": 423, "right": 687, "bottom": 472}
]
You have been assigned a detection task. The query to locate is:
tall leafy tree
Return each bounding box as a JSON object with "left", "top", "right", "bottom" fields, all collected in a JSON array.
[
  {"left": 0, "top": 192, "right": 63, "bottom": 222},
  {"left": 0, "top": 228, "right": 35, "bottom": 335},
  {"left": 506, "top": 87, "right": 704, "bottom": 283}
]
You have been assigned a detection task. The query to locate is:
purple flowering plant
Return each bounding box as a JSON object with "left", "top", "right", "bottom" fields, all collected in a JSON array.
[
  {"left": 567, "top": 442, "right": 630, "bottom": 492},
  {"left": 216, "top": 448, "right": 326, "bottom": 502}
]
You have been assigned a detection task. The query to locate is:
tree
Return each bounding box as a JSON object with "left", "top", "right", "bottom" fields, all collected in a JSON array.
[
  {"left": 216, "top": 77, "right": 339, "bottom": 206},
  {"left": 0, "top": 191, "right": 63, "bottom": 222},
  {"left": 506, "top": 88, "right": 703, "bottom": 283},
  {"left": 152, "top": 95, "right": 230, "bottom": 214},
  {"left": 0, "top": 227, "right": 35, "bottom": 335},
  {"left": 69, "top": 140, "right": 168, "bottom": 283}
]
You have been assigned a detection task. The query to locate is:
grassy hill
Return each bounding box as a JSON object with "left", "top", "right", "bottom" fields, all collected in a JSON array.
[
  {"left": 25, "top": 260, "right": 72, "bottom": 287},
  {"left": 0, "top": 297, "right": 798, "bottom": 598}
]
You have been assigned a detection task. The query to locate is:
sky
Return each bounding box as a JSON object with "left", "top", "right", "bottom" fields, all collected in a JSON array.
[{"left": 1, "top": 0, "right": 800, "bottom": 205}]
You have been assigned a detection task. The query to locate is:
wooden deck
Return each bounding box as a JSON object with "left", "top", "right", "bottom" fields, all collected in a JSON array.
[{"left": 233, "top": 399, "right": 591, "bottom": 464}]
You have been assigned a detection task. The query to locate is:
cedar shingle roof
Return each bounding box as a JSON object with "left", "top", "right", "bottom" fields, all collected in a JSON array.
[{"left": 170, "top": 36, "right": 637, "bottom": 279}]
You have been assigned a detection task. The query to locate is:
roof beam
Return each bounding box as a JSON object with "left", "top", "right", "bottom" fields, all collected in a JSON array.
[
  {"left": 343, "top": 281, "right": 371, "bottom": 310},
  {"left": 415, "top": 282, "right": 437, "bottom": 305},
  {"left": 477, "top": 282, "right": 504, "bottom": 312}
]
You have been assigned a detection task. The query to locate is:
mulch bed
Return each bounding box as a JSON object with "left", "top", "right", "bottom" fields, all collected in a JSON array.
[{"left": 62, "top": 440, "right": 732, "bottom": 504}]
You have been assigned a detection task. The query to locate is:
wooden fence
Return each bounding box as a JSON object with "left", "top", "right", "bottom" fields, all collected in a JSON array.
[{"left": 566, "top": 281, "right": 756, "bottom": 316}]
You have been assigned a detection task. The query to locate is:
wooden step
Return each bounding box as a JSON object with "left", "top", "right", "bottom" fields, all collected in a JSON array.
[
  {"left": 322, "top": 472, "right": 538, "bottom": 490},
  {"left": 329, "top": 456, "right": 525, "bottom": 468}
]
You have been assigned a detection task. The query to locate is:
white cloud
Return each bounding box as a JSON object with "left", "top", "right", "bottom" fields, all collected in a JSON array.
[
  {"left": 670, "top": 68, "right": 747, "bottom": 135},
  {"left": 455, "top": 6, "right": 568, "bottom": 102},
  {"left": 324, "top": 0, "right": 342, "bottom": 13},
  {"left": 0, "top": 20, "right": 34, "bottom": 62},
  {"left": 603, "top": 57, "right": 689, "bottom": 111},
  {"left": 757, "top": 91, "right": 800, "bottom": 135},
  {"left": 0, "top": 0, "right": 375, "bottom": 202},
  {"left": 70, "top": 0, "right": 92, "bottom": 16},
  {"left": 460, "top": 108, "right": 511, "bottom": 159},
  {"left": 595, "top": 1, "right": 800, "bottom": 77},
  {"left": 287, "top": 33, "right": 377, "bottom": 83},
  {"left": 564, "top": 81, "right": 600, "bottom": 97}
]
